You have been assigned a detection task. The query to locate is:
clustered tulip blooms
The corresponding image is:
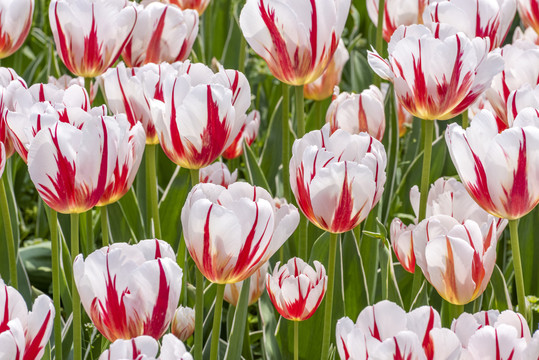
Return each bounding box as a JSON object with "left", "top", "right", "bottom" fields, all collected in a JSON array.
[{"left": 99, "top": 334, "right": 193, "bottom": 360}]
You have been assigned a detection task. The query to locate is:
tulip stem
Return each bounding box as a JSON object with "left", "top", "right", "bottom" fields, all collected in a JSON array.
[
  {"left": 461, "top": 111, "right": 469, "bottom": 129},
  {"left": 282, "top": 83, "right": 290, "bottom": 200},
  {"left": 239, "top": 35, "right": 247, "bottom": 73},
  {"left": 101, "top": 206, "right": 109, "bottom": 246},
  {"left": 418, "top": 120, "right": 434, "bottom": 222},
  {"left": 146, "top": 144, "right": 162, "bottom": 239},
  {"left": 294, "top": 321, "right": 299, "bottom": 360},
  {"left": 0, "top": 177, "right": 16, "bottom": 288},
  {"left": 509, "top": 219, "right": 527, "bottom": 318},
  {"left": 71, "top": 213, "right": 82, "bottom": 360},
  {"left": 194, "top": 269, "right": 204, "bottom": 360},
  {"left": 373, "top": 0, "right": 386, "bottom": 87},
  {"left": 210, "top": 283, "right": 226, "bottom": 360},
  {"left": 314, "top": 101, "right": 324, "bottom": 129},
  {"left": 321, "top": 232, "right": 338, "bottom": 360},
  {"left": 295, "top": 85, "right": 305, "bottom": 138},
  {"left": 47, "top": 208, "right": 62, "bottom": 360}
]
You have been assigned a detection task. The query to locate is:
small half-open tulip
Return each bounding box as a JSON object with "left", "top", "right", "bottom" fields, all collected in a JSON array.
[
  {"left": 366, "top": 0, "right": 428, "bottom": 42},
  {"left": 224, "top": 261, "right": 268, "bottom": 306},
  {"left": 171, "top": 306, "right": 195, "bottom": 342},
  {"left": 199, "top": 161, "right": 237, "bottom": 188},
  {"left": 74, "top": 239, "right": 182, "bottom": 342}
]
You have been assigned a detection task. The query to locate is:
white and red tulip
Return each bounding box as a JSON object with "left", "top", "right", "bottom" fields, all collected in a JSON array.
[
  {"left": 368, "top": 24, "right": 503, "bottom": 120},
  {"left": 142, "top": 0, "right": 210, "bottom": 15},
  {"left": 0, "top": 68, "right": 27, "bottom": 158},
  {"left": 326, "top": 85, "right": 385, "bottom": 141},
  {"left": 181, "top": 182, "right": 299, "bottom": 284},
  {"left": 74, "top": 239, "right": 183, "bottom": 342},
  {"left": 224, "top": 262, "right": 268, "bottom": 306},
  {"left": 99, "top": 334, "right": 193, "bottom": 360},
  {"left": 446, "top": 108, "right": 539, "bottom": 220},
  {"left": 0, "top": 279, "right": 55, "bottom": 360},
  {"left": 423, "top": 0, "right": 516, "bottom": 50},
  {"left": 171, "top": 306, "right": 195, "bottom": 342},
  {"left": 289, "top": 124, "right": 386, "bottom": 233},
  {"left": 239, "top": 0, "right": 351, "bottom": 85},
  {"left": 222, "top": 109, "right": 260, "bottom": 160},
  {"left": 462, "top": 325, "right": 526, "bottom": 359},
  {"left": 517, "top": 0, "right": 539, "bottom": 36},
  {"left": 304, "top": 40, "right": 349, "bottom": 101},
  {"left": 122, "top": 3, "right": 198, "bottom": 67},
  {"left": 0, "top": 0, "right": 34, "bottom": 59},
  {"left": 49, "top": 0, "right": 137, "bottom": 77},
  {"left": 266, "top": 258, "right": 327, "bottom": 321},
  {"left": 199, "top": 161, "right": 237, "bottom": 188}
]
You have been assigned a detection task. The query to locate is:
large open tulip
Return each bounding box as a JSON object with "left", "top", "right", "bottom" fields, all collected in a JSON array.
[
  {"left": 462, "top": 325, "right": 526, "bottom": 359},
  {"left": 289, "top": 123, "right": 386, "bottom": 233},
  {"left": 49, "top": 0, "right": 137, "bottom": 77},
  {"left": 0, "top": 0, "right": 34, "bottom": 59},
  {"left": 122, "top": 3, "right": 198, "bottom": 67},
  {"left": 326, "top": 85, "right": 385, "bottom": 141},
  {"left": 446, "top": 108, "right": 539, "bottom": 220},
  {"left": 366, "top": 0, "right": 428, "bottom": 42},
  {"left": 304, "top": 40, "right": 349, "bottom": 101},
  {"left": 266, "top": 258, "right": 327, "bottom": 321},
  {"left": 239, "top": 0, "right": 351, "bottom": 85},
  {"left": 74, "top": 239, "right": 183, "bottom": 341},
  {"left": 0, "top": 280, "right": 55, "bottom": 360},
  {"left": 368, "top": 24, "right": 503, "bottom": 121},
  {"left": 517, "top": 0, "right": 539, "bottom": 35},
  {"left": 423, "top": 0, "right": 516, "bottom": 50},
  {"left": 99, "top": 334, "right": 193, "bottom": 360},
  {"left": 181, "top": 182, "right": 299, "bottom": 283}
]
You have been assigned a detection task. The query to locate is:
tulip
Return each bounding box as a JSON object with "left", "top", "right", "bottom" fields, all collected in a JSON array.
[
  {"left": 48, "top": 74, "right": 99, "bottom": 103},
  {"left": 222, "top": 109, "right": 260, "bottom": 159},
  {"left": 366, "top": 0, "right": 429, "bottom": 42},
  {"left": 326, "top": 85, "right": 385, "bottom": 141},
  {"left": 142, "top": 0, "right": 211, "bottom": 15},
  {"left": 513, "top": 26, "right": 539, "bottom": 44},
  {"left": 181, "top": 182, "right": 299, "bottom": 284},
  {"left": 289, "top": 123, "right": 386, "bottom": 234},
  {"left": 74, "top": 239, "right": 183, "bottom": 341},
  {"left": 171, "top": 306, "right": 195, "bottom": 341},
  {"left": 462, "top": 325, "right": 526, "bottom": 359},
  {"left": 266, "top": 258, "right": 326, "bottom": 321},
  {"left": 525, "top": 331, "right": 539, "bottom": 359},
  {"left": 486, "top": 39, "right": 539, "bottom": 130},
  {"left": 506, "top": 84, "right": 539, "bottom": 127},
  {"left": 152, "top": 69, "right": 245, "bottom": 169},
  {"left": 122, "top": 3, "right": 198, "bottom": 67},
  {"left": 0, "top": 68, "right": 27, "bottom": 158},
  {"left": 224, "top": 262, "right": 268, "bottom": 306},
  {"left": 49, "top": 0, "right": 137, "bottom": 77},
  {"left": 304, "top": 40, "right": 349, "bottom": 101},
  {"left": 517, "top": 0, "right": 539, "bottom": 35},
  {"left": 99, "top": 334, "right": 193, "bottom": 360},
  {"left": 368, "top": 24, "right": 504, "bottom": 121},
  {"left": 239, "top": 0, "right": 351, "bottom": 86},
  {"left": 199, "top": 161, "right": 237, "bottom": 188},
  {"left": 423, "top": 0, "right": 516, "bottom": 50},
  {"left": 0, "top": 0, "right": 34, "bottom": 59},
  {"left": 0, "top": 279, "right": 55, "bottom": 360}
]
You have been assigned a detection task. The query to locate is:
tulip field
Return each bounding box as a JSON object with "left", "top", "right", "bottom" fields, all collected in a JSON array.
[{"left": 2, "top": 0, "right": 539, "bottom": 359}]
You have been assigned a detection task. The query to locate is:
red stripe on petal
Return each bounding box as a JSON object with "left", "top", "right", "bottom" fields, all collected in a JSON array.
[
  {"left": 22, "top": 309, "right": 53, "bottom": 360},
  {"left": 145, "top": 7, "right": 169, "bottom": 65},
  {"left": 143, "top": 259, "right": 171, "bottom": 339}
]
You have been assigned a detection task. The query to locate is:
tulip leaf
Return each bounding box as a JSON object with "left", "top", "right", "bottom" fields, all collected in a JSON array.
[
  {"left": 117, "top": 188, "right": 146, "bottom": 242},
  {"left": 224, "top": 278, "right": 251, "bottom": 360},
  {"left": 159, "top": 166, "right": 190, "bottom": 247},
  {"left": 490, "top": 264, "right": 512, "bottom": 312},
  {"left": 258, "top": 292, "right": 282, "bottom": 360},
  {"left": 243, "top": 143, "right": 272, "bottom": 195}
]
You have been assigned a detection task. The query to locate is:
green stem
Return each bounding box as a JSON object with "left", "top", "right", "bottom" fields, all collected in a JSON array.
[
  {"left": 295, "top": 85, "right": 305, "bottom": 138},
  {"left": 146, "top": 144, "right": 161, "bottom": 239},
  {"left": 190, "top": 169, "right": 199, "bottom": 187},
  {"left": 210, "top": 284, "right": 226, "bottom": 360},
  {"left": 321, "top": 233, "right": 338, "bottom": 360},
  {"left": 299, "top": 216, "right": 308, "bottom": 260},
  {"left": 194, "top": 269, "right": 204, "bottom": 360},
  {"left": 48, "top": 208, "right": 62, "bottom": 360},
  {"left": 314, "top": 100, "right": 324, "bottom": 129},
  {"left": 282, "top": 83, "right": 290, "bottom": 200},
  {"left": 373, "top": 0, "right": 386, "bottom": 87},
  {"left": 238, "top": 35, "right": 247, "bottom": 73},
  {"left": 101, "top": 206, "right": 109, "bottom": 247},
  {"left": 449, "top": 303, "right": 464, "bottom": 324},
  {"left": 509, "top": 219, "right": 527, "bottom": 317},
  {"left": 85, "top": 210, "right": 92, "bottom": 253},
  {"left": 461, "top": 110, "right": 469, "bottom": 129},
  {"left": 418, "top": 120, "right": 434, "bottom": 222},
  {"left": 71, "top": 213, "right": 81, "bottom": 360},
  {"left": 294, "top": 321, "right": 299, "bottom": 360},
  {"left": 0, "top": 177, "right": 16, "bottom": 288}
]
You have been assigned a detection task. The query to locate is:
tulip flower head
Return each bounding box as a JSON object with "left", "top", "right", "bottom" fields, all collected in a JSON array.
[
  {"left": 99, "top": 334, "right": 193, "bottom": 360},
  {"left": 304, "top": 39, "right": 349, "bottom": 101},
  {"left": 171, "top": 306, "right": 195, "bottom": 342},
  {"left": 49, "top": 0, "right": 137, "bottom": 77},
  {"left": 326, "top": 85, "right": 385, "bottom": 141},
  {"left": 142, "top": 0, "right": 211, "bottom": 15},
  {"left": 513, "top": 25, "right": 539, "bottom": 45},
  {"left": 199, "top": 161, "right": 237, "bottom": 188},
  {"left": 74, "top": 239, "right": 183, "bottom": 342},
  {"left": 0, "top": 68, "right": 27, "bottom": 158},
  {"left": 290, "top": 124, "right": 386, "bottom": 233},
  {"left": 224, "top": 261, "right": 268, "bottom": 306},
  {"left": 517, "top": 0, "right": 539, "bottom": 36},
  {"left": 122, "top": 3, "right": 198, "bottom": 67},
  {"left": 222, "top": 109, "right": 260, "bottom": 159},
  {"left": 239, "top": 0, "right": 351, "bottom": 85},
  {"left": 366, "top": 0, "right": 429, "bottom": 42},
  {"left": 181, "top": 182, "right": 299, "bottom": 284},
  {"left": 423, "top": 0, "right": 516, "bottom": 50},
  {"left": 0, "top": 0, "right": 34, "bottom": 59},
  {"left": 368, "top": 24, "right": 504, "bottom": 120},
  {"left": 266, "top": 258, "right": 327, "bottom": 321},
  {"left": 0, "top": 279, "right": 55, "bottom": 360},
  {"left": 446, "top": 108, "right": 539, "bottom": 220}
]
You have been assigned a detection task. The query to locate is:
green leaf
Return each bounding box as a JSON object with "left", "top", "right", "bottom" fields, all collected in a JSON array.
[
  {"left": 224, "top": 278, "right": 251, "bottom": 360},
  {"left": 490, "top": 264, "right": 512, "bottom": 311},
  {"left": 243, "top": 143, "right": 272, "bottom": 194}
]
